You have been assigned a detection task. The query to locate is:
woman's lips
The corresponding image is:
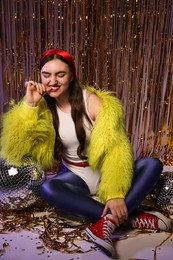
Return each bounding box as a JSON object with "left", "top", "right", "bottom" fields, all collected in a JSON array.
[{"left": 50, "top": 86, "right": 61, "bottom": 92}]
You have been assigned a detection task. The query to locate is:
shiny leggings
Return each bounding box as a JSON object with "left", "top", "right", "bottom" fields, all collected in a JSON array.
[{"left": 40, "top": 157, "right": 163, "bottom": 219}]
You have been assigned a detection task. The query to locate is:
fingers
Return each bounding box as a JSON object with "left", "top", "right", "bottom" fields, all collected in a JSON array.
[
  {"left": 104, "top": 199, "right": 128, "bottom": 227},
  {"left": 25, "top": 80, "right": 46, "bottom": 95},
  {"left": 101, "top": 204, "right": 109, "bottom": 217},
  {"left": 112, "top": 206, "right": 128, "bottom": 226},
  {"left": 25, "top": 80, "right": 36, "bottom": 89},
  {"left": 36, "top": 83, "right": 46, "bottom": 95}
]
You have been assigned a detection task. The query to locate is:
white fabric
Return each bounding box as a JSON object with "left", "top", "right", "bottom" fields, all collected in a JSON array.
[{"left": 57, "top": 89, "right": 100, "bottom": 194}]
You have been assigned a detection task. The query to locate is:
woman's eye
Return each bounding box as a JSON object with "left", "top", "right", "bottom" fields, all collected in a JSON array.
[
  {"left": 58, "top": 73, "right": 65, "bottom": 78},
  {"left": 42, "top": 73, "right": 50, "bottom": 78}
]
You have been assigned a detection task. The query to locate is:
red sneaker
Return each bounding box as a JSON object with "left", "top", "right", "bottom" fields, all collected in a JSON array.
[
  {"left": 126, "top": 210, "right": 171, "bottom": 231},
  {"left": 85, "top": 216, "right": 116, "bottom": 257}
]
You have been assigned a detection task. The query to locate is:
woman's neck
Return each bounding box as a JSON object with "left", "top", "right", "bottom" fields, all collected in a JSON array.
[{"left": 56, "top": 94, "right": 71, "bottom": 113}]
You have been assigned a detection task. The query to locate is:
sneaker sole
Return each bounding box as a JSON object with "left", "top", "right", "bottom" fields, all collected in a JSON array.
[{"left": 85, "top": 227, "right": 115, "bottom": 257}]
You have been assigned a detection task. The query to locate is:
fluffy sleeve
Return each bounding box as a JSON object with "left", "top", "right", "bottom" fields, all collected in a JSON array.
[
  {"left": 0, "top": 98, "right": 56, "bottom": 169},
  {"left": 88, "top": 88, "right": 134, "bottom": 202}
]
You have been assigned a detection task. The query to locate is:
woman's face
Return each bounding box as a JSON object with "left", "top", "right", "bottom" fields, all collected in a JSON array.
[{"left": 40, "top": 59, "right": 73, "bottom": 98}]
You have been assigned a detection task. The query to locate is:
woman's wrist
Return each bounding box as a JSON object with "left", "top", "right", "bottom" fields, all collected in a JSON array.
[
  {"left": 25, "top": 101, "right": 37, "bottom": 107},
  {"left": 24, "top": 101, "right": 39, "bottom": 109}
]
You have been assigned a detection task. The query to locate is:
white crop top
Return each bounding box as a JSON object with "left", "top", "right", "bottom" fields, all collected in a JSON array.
[{"left": 56, "top": 89, "right": 100, "bottom": 194}]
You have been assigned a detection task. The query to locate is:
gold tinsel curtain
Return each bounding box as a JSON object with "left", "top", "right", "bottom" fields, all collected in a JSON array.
[{"left": 0, "top": 0, "right": 173, "bottom": 163}]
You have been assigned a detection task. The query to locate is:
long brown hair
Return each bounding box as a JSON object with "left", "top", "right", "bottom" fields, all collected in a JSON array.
[{"left": 40, "top": 54, "right": 92, "bottom": 169}]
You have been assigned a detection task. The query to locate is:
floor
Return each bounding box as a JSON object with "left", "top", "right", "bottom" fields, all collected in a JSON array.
[
  {"left": 0, "top": 212, "right": 172, "bottom": 260},
  {"left": 0, "top": 230, "right": 173, "bottom": 260},
  {"left": 0, "top": 165, "right": 173, "bottom": 260}
]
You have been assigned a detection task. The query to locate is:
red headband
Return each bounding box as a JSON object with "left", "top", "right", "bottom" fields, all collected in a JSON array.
[{"left": 41, "top": 48, "right": 76, "bottom": 79}]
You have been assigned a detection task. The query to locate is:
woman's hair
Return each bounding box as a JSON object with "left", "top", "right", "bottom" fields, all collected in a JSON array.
[{"left": 40, "top": 51, "right": 92, "bottom": 169}]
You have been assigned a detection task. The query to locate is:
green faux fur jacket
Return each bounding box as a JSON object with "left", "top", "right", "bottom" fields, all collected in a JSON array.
[{"left": 0, "top": 87, "right": 134, "bottom": 202}]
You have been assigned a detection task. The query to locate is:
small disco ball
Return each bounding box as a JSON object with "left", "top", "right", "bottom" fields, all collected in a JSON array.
[
  {"left": 151, "top": 172, "right": 173, "bottom": 215},
  {"left": 0, "top": 158, "right": 45, "bottom": 210}
]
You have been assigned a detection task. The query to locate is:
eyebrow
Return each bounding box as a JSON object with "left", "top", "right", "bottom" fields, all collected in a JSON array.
[{"left": 41, "top": 71, "right": 66, "bottom": 75}]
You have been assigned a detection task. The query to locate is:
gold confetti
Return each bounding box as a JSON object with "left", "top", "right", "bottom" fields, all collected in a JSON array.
[{"left": 0, "top": 200, "right": 94, "bottom": 254}]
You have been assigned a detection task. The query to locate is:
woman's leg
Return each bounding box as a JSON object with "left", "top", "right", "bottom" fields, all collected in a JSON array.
[
  {"left": 41, "top": 157, "right": 163, "bottom": 219},
  {"left": 85, "top": 157, "right": 164, "bottom": 257},
  {"left": 40, "top": 158, "right": 164, "bottom": 257},
  {"left": 40, "top": 168, "right": 105, "bottom": 218},
  {"left": 125, "top": 157, "right": 163, "bottom": 214}
]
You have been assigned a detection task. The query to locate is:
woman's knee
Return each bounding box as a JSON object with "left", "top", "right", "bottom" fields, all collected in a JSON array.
[
  {"left": 135, "top": 157, "right": 163, "bottom": 173},
  {"left": 40, "top": 178, "right": 61, "bottom": 198}
]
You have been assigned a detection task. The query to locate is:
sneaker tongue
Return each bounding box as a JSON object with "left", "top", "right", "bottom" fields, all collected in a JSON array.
[{"left": 106, "top": 216, "right": 116, "bottom": 225}]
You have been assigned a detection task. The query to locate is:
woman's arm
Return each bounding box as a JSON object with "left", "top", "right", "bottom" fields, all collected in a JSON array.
[
  {"left": 87, "top": 89, "right": 131, "bottom": 225},
  {"left": 0, "top": 98, "right": 55, "bottom": 169},
  {"left": 86, "top": 90, "right": 103, "bottom": 121},
  {"left": 87, "top": 88, "right": 134, "bottom": 224}
]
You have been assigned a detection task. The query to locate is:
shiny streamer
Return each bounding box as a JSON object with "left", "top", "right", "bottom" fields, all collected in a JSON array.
[
  {"left": 0, "top": 0, "right": 173, "bottom": 163},
  {"left": 0, "top": 201, "right": 94, "bottom": 254}
]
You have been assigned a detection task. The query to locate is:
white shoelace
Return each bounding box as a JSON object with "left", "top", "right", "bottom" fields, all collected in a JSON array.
[
  {"left": 131, "top": 217, "right": 156, "bottom": 229},
  {"left": 102, "top": 219, "right": 115, "bottom": 242}
]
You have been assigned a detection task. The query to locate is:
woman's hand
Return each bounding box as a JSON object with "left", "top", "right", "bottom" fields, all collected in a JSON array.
[
  {"left": 102, "top": 198, "right": 128, "bottom": 226},
  {"left": 25, "top": 80, "right": 51, "bottom": 107}
]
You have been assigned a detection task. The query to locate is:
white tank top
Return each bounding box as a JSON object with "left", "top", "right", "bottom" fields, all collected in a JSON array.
[{"left": 56, "top": 89, "right": 100, "bottom": 194}]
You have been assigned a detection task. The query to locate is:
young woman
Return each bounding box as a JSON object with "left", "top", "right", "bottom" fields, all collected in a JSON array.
[{"left": 0, "top": 48, "right": 170, "bottom": 257}]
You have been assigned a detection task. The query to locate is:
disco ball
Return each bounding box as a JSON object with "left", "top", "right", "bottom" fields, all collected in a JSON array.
[
  {"left": 0, "top": 158, "right": 45, "bottom": 210},
  {"left": 151, "top": 172, "right": 173, "bottom": 215}
]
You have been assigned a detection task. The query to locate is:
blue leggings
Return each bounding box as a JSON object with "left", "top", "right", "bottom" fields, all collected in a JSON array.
[{"left": 40, "top": 157, "right": 163, "bottom": 219}]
